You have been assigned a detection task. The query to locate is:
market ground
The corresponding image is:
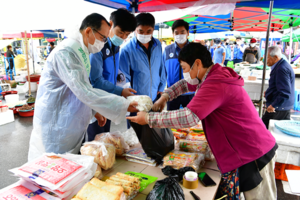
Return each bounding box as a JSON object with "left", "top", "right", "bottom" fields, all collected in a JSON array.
[{"left": 1, "top": 79, "right": 300, "bottom": 199}]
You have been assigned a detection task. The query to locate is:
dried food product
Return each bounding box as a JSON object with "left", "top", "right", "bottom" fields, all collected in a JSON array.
[{"left": 179, "top": 139, "right": 207, "bottom": 153}]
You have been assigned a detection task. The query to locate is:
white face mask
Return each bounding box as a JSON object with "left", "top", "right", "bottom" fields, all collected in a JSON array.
[
  {"left": 250, "top": 43, "right": 256, "bottom": 48},
  {"left": 183, "top": 62, "right": 200, "bottom": 85},
  {"left": 136, "top": 33, "right": 152, "bottom": 44},
  {"left": 217, "top": 43, "right": 221, "bottom": 47},
  {"left": 88, "top": 30, "right": 105, "bottom": 54},
  {"left": 175, "top": 34, "right": 187, "bottom": 44}
]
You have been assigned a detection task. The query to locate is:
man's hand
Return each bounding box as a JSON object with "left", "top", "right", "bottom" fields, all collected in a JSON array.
[
  {"left": 121, "top": 88, "right": 137, "bottom": 98},
  {"left": 127, "top": 112, "right": 148, "bottom": 125},
  {"left": 152, "top": 95, "right": 167, "bottom": 112},
  {"left": 128, "top": 101, "right": 139, "bottom": 113},
  {"left": 266, "top": 105, "right": 276, "bottom": 113},
  {"left": 157, "top": 92, "right": 163, "bottom": 95},
  {"left": 94, "top": 112, "right": 107, "bottom": 127}
]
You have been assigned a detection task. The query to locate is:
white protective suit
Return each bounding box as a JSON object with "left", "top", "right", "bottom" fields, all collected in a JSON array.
[{"left": 28, "top": 31, "right": 130, "bottom": 161}]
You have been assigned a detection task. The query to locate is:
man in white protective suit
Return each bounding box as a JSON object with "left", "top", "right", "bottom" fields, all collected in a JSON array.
[{"left": 28, "top": 13, "right": 138, "bottom": 161}]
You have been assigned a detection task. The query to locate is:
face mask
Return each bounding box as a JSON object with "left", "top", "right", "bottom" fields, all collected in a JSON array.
[
  {"left": 217, "top": 43, "right": 221, "bottom": 47},
  {"left": 175, "top": 34, "right": 187, "bottom": 44},
  {"left": 226, "top": 42, "right": 229, "bottom": 45},
  {"left": 183, "top": 62, "right": 200, "bottom": 85},
  {"left": 88, "top": 30, "right": 105, "bottom": 54},
  {"left": 250, "top": 43, "right": 256, "bottom": 48},
  {"left": 137, "top": 33, "right": 152, "bottom": 44},
  {"left": 110, "top": 34, "right": 124, "bottom": 46}
]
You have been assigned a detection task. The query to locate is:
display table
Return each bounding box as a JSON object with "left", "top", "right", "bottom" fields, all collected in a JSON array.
[
  {"left": 243, "top": 79, "right": 269, "bottom": 101},
  {"left": 102, "top": 158, "right": 221, "bottom": 200},
  {"left": 269, "top": 119, "right": 300, "bottom": 166}
]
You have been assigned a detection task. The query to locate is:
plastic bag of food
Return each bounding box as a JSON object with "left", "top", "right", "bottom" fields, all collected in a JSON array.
[
  {"left": 179, "top": 139, "right": 207, "bottom": 153},
  {"left": 172, "top": 131, "right": 187, "bottom": 140},
  {"left": 80, "top": 141, "right": 115, "bottom": 170},
  {"left": 130, "top": 121, "right": 174, "bottom": 164},
  {"left": 186, "top": 133, "right": 206, "bottom": 140},
  {"left": 121, "top": 128, "right": 139, "bottom": 147},
  {"left": 205, "top": 145, "right": 215, "bottom": 161},
  {"left": 124, "top": 171, "right": 158, "bottom": 192},
  {"left": 124, "top": 148, "right": 156, "bottom": 166},
  {"left": 163, "top": 150, "right": 205, "bottom": 171},
  {"left": 146, "top": 177, "right": 184, "bottom": 200},
  {"left": 190, "top": 123, "right": 204, "bottom": 133},
  {"left": 162, "top": 166, "right": 195, "bottom": 182},
  {"left": 94, "top": 132, "right": 129, "bottom": 156},
  {"left": 94, "top": 165, "right": 103, "bottom": 180},
  {"left": 127, "top": 95, "right": 153, "bottom": 112}
]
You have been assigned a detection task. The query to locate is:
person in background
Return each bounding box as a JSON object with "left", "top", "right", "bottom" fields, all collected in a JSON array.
[
  {"left": 285, "top": 42, "right": 293, "bottom": 57},
  {"left": 6, "top": 45, "right": 15, "bottom": 72},
  {"left": 223, "top": 38, "right": 232, "bottom": 66},
  {"left": 213, "top": 38, "right": 225, "bottom": 66},
  {"left": 276, "top": 41, "right": 283, "bottom": 51},
  {"left": 205, "top": 40, "right": 210, "bottom": 50},
  {"left": 163, "top": 19, "right": 194, "bottom": 111},
  {"left": 15, "top": 47, "right": 23, "bottom": 55},
  {"left": 49, "top": 42, "right": 55, "bottom": 54},
  {"left": 233, "top": 36, "right": 245, "bottom": 64},
  {"left": 128, "top": 42, "right": 278, "bottom": 200},
  {"left": 210, "top": 39, "right": 215, "bottom": 60},
  {"left": 162, "top": 40, "right": 167, "bottom": 52},
  {"left": 119, "top": 12, "right": 167, "bottom": 109},
  {"left": 262, "top": 46, "right": 295, "bottom": 129},
  {"left": 88, "top": 9, "right": 137, "bottom": 140},
  {"left": 243, "top": 38, "right": 261, "bottom": 64}
]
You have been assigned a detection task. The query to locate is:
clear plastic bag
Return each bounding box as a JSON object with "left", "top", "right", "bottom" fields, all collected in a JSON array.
[
  {"left": 127, "top": 95, "right": 153, "bottom": 112},
  {"left": 80, "top": 141, "right": 116, "bottom": 170},
  {"left": 186, "top": 133, "right": 206, "bottom": 141},
  {"left": 94, "top": 165, "right": 103, "bottom": 180},
  {"left": 179, "top": 139, "right": 207, "bottom": 153},
  {"left": 121, "top": 128, "right": 139, "bottom": 147},
  {"left": 205, "top": 145, "right": 215, "bottom": 161},
  {"left": 94, "top": 132, "right": 129, "bottom": 156},
  {"left": 163, "top": 150, "right": 205, "bottom": 171}
]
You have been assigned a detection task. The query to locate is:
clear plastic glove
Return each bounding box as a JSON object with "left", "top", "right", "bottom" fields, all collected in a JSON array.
[
  {"left": 95, "top": 112, "right": 107, "bottom": 127},
  {"left": 128, "top": 101, "right": 139, "bottom": 113},
  {"left": 121, "top": 88, "right": 137, "bottom": 98},
  {"left": 152, "top": 95, "right": 167, "bottom": 112}
]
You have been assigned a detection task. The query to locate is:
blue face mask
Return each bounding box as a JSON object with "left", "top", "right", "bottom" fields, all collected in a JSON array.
[{"left": 110, "top": 34, "right": 124, "bottom": 46}]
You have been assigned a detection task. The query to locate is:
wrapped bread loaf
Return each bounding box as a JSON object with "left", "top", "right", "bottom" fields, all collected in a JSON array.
[
  {"left": 94, "top": 165, "right": 103, "bottom": 180},
  {"left": 80, "top": 141, "right": 116, "bottom": 170},
  {"left": 90, "top": 178, "right": 123, "bottom": 197},
  {"left": 94, "top": 132, "right": 129, "bottom": 156},
  {"left": 77, "top": 182, "right": 119, "bottom": 200}
]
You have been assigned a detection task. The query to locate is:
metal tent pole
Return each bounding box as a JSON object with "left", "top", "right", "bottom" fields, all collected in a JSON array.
[
  {"left": 289, "top": 27, "right": 293, "bottom": 63},
  {"left": 258, "top": 0, "right": 274, "bottom": 118},
  {"left": 24, "top": 31, "right": 31, "bottom": 96},
  {"left": 31, "top": 30, "right": 35, "bottom": 74}
]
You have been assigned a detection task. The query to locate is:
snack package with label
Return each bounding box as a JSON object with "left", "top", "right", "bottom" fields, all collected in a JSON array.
[
  {"left": 186, "top": 133, "right": 206, "bottom": 141},
  {"left": 176, "top": 128, "right": 190, "bottom": 134},
  {"left": 190, "top": 123, "right": 204, "bottom": 133},
  {"left": 124, "top": 171, "right": 158, "bottom": 192},
  {"left": 163, "top": 151, "right": 205, "bottom": 171},
  {"left": 80, "top": 141, "right": 116, "bottom": 170},
  {"left": 121, "top": 128, "right": 139, "bottom": 147},
  {"left": 94, "top": 131, "right": 129, "bottom": 156},
  {"left": 172, "top": 131, "right": 187, "bottom": 140},
  {"left": 127, "top": 95, "right": 153, "bottom": 112},
  {"left": 179, "top": 139, "right": 207, "bottom": 153},
  {"left": 9, "top": 154, "right": 95, "bottom": 191},
  {"left": 0, "top": 181, "right": 60, "bottom": 200}
]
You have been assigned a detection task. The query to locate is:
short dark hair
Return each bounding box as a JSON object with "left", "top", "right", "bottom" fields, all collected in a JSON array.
[
  {"left": 236, "top": 36, "right": 242, "bottom": 40},
  {"left": 178, "top": 42, "right": 213, "bottom": 68},
  {"left": 277, "top": 42, "right": 280, "bottom": 45},
  {"left": 7, "top": 45, "right": 12, "bottom": 49},
  {"left": 110, "top": 8, "right": 136, "bottom": 32},
  {"left": 80, "top": 13, "right": 110, "bottom": 31},
  {"left": 136, "top": 13, "right": 155, "bottom": 28},
  {"left": 50, "top": 42, "right": 55, "bottom": 46},
  {"left": 172, "top": 19, "right": 189, "bottom": 32}
]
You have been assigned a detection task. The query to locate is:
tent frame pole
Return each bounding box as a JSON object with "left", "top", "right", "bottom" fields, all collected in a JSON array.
[
  {"left": 31, "top": 30, "right": 35, "bottom": 74},
  {"left": 289, "top": 27, "right": 293, "bottom": 63},
  {"left": 24, "top": 31, "right": 31, "bottom": 96},
  {"left": 259, "top": 0, "right": 274, "bottom": 117}
]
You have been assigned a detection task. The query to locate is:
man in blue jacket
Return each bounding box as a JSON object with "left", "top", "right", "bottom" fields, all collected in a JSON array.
[
  {"left": 88, "top": 9, "right": 137, "bottom": 141},
  {"left": 262, "top": 46, "right": 295, "bottom": 128},
  {"left": 233, "top": 36, "right": 245, "bottom": 64},
  {"left": 163, "top": 19, "right": 194, "bottom": 111},
  {"left": 119, "top": 13, "right": 167, "bottom": 104},
  {"left": 223, "top": 38, "right": 232, "bottom": 66}
]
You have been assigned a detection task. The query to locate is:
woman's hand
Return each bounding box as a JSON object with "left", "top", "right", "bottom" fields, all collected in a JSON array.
[
  {"left": 152, "top": 95, "right": 167, "bottom": 112},
  {"left": 94, "top": 112, "right": 107, "bottom": 127},
  {"left": 127, "top": 112, "right": 148, "bottom": 125},
  {"left": 127, "top": 101, "right": 139, "bottom": 113}
]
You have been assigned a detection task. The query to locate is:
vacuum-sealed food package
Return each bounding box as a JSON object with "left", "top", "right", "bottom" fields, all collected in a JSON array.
[
  {"left": 163, "top": 151, "right": 205, "bottom": 171},
  {"left": 80, "top": 141, "right": 116, "bottom": 170},
  {"left": 179, "top": 139, "right": 207, "bottom": 153},
  {"left": 127, "top": 95, "right": 153, "bottom": 112}
]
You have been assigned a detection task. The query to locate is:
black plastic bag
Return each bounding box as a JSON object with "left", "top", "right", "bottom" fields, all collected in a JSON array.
[
  {"left": 130, "top": 121, "right": 174, "bottom": 164},
  {"left": 146, "top": 177, "right": 185, "bottom": 200},
  {"left": 162, "top": 166, "right": 195, "bottom": 182}
]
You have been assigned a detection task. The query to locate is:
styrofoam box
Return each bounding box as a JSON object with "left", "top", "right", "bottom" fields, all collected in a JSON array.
[
  {"left": 0, "top": 110, "right": 14, "bottom": 126},
  {"left": 14, "top": 75, "right": 27, "bottom": 82}
]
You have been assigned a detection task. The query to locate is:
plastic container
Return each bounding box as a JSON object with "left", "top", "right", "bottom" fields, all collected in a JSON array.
[
  {"left": 274, "top": 162, "right": 300, "bottom": 181},
  {"left": 17, "top": 108, "right": 34, "bottom": 117},
  {"left": 30, "top": 82, "right": 37, "bottom": 92},
  {"left": 5, "top": 94, "right": 19, "bottom": 105},
  {"left": 9, "top": 107, "right": 18, "bottom": 114},
  {"left": 294, "top": 89, "right": 300, "bottom": 111},
  {"left": 1, "top": 105, "right": 8, "bottom": 112},
  {"left": 26, "top": 75, "right": 40, "bottom": 82}
]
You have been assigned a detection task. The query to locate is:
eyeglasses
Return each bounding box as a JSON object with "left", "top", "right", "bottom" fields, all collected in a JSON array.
[{"left": 92, "top": 29, "right": 107, "bottom": 43}]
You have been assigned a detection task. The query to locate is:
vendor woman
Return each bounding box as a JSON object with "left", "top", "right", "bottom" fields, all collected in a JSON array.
[{"left": 128, "top": 43, "right": 278, "bottom": 200}]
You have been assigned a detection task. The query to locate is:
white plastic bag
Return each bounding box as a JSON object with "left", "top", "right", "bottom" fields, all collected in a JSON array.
[
  {"left": 127, "top": 95, "right": 153, "bottom": 112},
  {"left": 121, "top": 128, "right": 139, "bottom": 147}
]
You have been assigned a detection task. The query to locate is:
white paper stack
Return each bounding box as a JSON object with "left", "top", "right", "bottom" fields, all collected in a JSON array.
[{"left": 2, "top": 153, "right": 97, "bottom": 200}]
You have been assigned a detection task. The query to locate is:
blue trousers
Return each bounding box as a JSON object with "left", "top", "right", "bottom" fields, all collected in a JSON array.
[
  {"left": 87, "top": 119, "right": 111, "bottom": 141},
  {"left": 233, "top": 59, "right": 243, "bottom": 64}
]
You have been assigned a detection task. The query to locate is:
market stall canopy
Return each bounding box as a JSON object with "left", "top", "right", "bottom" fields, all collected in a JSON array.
[
  {"left": 282, "top": 29, "right": 300, "bottom": 42},
  {"left": 0, "top": 31, "right": 63, "bottom": 39},
  {"left": 165, "top": 7, "right": 300, "bottom": 33},
  {"left": 84, "top": 0, "right": 300, "bottom": 13}
]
